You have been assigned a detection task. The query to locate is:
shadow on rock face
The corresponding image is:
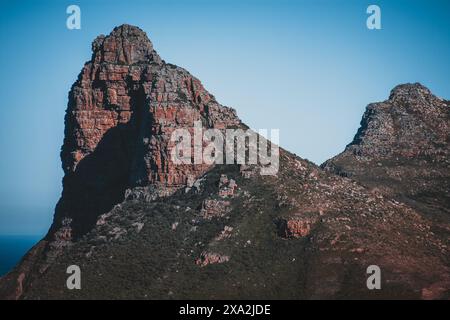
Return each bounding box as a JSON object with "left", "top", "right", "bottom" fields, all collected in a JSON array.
[{"left": 49, "top": 84, "right": 151, "bottom": 240}]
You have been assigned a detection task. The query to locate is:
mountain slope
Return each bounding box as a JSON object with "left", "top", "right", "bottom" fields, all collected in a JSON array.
[
  {"left": 323, "top": 83, "right": 450, "bottom": 241},
  {"left": 0, "top": 26, "right": 449, "bottom": 300}
]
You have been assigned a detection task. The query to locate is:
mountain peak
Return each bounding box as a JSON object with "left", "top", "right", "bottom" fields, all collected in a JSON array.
[
  {"left": 91, "top": 24, "right": 161, "bottom": 65},
  {"left": 324, "top": 82, "right": 449, "bottom": 164},
  {"left": 346, "top": 83, "right": 447, "bottom": 159},
  {"left": 388, "top": 82, "right": 434, "bottom": 103},
  {"left": 58, "top": 25, "right": 240, "bottom": 238},
  {"left": 112, "top": 24, "right": 148, "bottom": 36}
]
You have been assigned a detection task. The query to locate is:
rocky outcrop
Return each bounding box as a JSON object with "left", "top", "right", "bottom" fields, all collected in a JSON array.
[
  {"left": 322, "top": 83, "right": 450, "bottom": 221},
  {"left": 215, "top": 226, "right": 234, "bottom": 241},
  {"left": 200, "top": 199, "right": 231, "bottom": 219},
  {"left": 54, "top": 24, "right": 241, "bottom": 239},
  {"left": 275, "top": 213, "right": 319, "bottom": 238},
  {"left": 218, "top": 174, "right": 237, "bottom": 198},
  {"left": 326, "top": 83, "right": 449, "bottom": 161},
  {"left": 196, "top": 252, "right": 230, "bottom": 267}
]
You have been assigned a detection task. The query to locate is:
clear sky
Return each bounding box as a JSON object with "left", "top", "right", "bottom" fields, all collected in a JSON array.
[{"left": 0, "top": 0, "right": 449, "bottom": 235}]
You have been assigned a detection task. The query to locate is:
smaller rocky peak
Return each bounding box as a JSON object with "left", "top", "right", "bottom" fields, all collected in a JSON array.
[
  {"left": 91, "top": 24, "right": 161, "bottom": 65},
  {"left": 387, "top": 82, "right": 439, "bottom": 107},
  {"left": 389, "top": 82, "right": 430, "bottom": 97}
]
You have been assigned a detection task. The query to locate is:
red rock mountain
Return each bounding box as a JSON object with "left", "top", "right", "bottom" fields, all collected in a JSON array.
[
  {"left": 56, "top": 25, "right": 241, "bottom": 237},
  {"left": 0, "top": 25, "right": 448, "bottom": 300}
]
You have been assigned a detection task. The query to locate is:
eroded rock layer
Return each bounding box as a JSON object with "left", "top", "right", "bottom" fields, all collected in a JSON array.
[{"left": 55, "top": 25, "right": 240, "bottom": 238}]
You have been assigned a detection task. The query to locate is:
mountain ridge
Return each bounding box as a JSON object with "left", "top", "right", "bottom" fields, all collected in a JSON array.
[{"left": 0, "top": 25, "right": 449, "bottom": 300}]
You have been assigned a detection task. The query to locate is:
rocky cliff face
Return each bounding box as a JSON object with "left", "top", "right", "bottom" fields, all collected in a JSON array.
[
  {"left": 340, "top": 83, "right": 448, "bottom": 160},
  {"left": 54, "top": 25, "right": 240, "bottom": 239},
  {"left": 0, "top": 27, "right": 449, "bottom": 300}
]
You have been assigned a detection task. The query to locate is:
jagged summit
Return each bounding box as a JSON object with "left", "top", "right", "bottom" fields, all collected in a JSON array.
[
  {"left": 389, "top": 82, "right": 431, "bottom": 98},
  {"left": 112, "top": 24, "right": 149, "bottom": 37},
  {"left": 388, "top": 82, "right": 444, "bottom": 106},
  {"left": 91, "top": 24, "right": 161, "bottom": 65}
]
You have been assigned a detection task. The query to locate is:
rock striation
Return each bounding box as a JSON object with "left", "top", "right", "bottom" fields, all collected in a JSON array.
[{"left": 55, "top": 24, "right": 241, "bottom": 238}]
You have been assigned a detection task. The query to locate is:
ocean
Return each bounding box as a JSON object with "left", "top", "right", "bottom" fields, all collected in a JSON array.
[{"left": 0, "top": 235, "right": 42, "bottom": 276}]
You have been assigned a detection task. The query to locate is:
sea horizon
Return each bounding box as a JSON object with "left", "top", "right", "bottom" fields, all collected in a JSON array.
[{"left": 0, "top": 235, "right": 43, "bottom": 277}]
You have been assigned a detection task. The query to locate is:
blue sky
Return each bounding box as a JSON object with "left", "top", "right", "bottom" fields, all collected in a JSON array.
[{"left": 0, "top": 0, "right": 449, "bottom": 235}]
